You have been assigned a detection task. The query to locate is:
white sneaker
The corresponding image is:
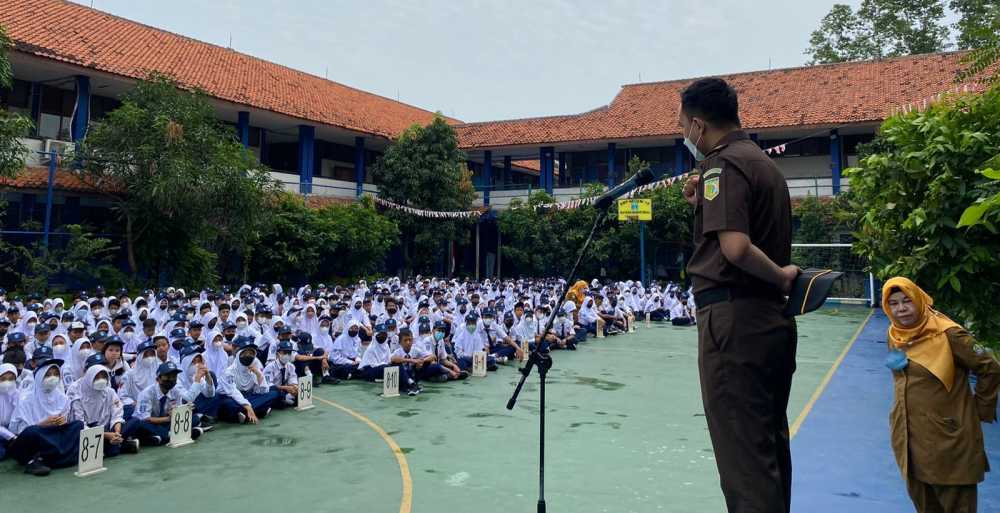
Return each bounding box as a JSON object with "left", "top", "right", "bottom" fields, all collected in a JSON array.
[{"left": 237, "top": 412, "right": 247, "bottom": 424}]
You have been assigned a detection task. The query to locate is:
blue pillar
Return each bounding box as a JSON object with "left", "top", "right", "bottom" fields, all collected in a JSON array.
[
  {"left": 540, "top": 146, "right": 554, "bottom": 194},
  {"left": 70, "top": 75, "right": 91, "bottom": 142},
  {"left": 237, "top": 111, "right": 250, "bottom": 148},
  {"left": 503, "top": 156, "right": 511, "bottom": 186},
  {"left": 674, "top": 139, "right": 686, "bottom": 176},
  {"left": 43, "top": 152, "right": 56, "bottom": 249},
  {"left": 298, "top": 125, "right": 315, "bottom": 194},
  {"left": 483, "top": 150, "right": 493, "bottom": 206},
  {"left": 830, "top": 128, "right": 842, "bottom": 195},
  {"left": 29, "top": 82, "right": 41, "bottom": 136},
  {"left": 607, "top": 142, "right": 617, "bottom": 186},
  {"left": 354, "top": 136, "right": 366, "bottom": 197},
  {"left": 639, "top": 221, "right": 646, "bottom": 286},
  {"left": 558, "top": 152, "right": 567, "bottom": 187},
  {"left": 259, "top": 129, "right": 268, "bottom": 165}
]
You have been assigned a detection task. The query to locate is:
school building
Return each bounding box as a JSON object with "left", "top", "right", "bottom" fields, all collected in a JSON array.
[{"left": 0, "top": 0, "right": 981, "bottom": 274}]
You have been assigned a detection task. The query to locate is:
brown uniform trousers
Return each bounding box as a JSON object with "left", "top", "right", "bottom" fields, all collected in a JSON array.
[
  {"left": 697, "top": 295, "right": 797, "bottom": 513},
  {"left": 892, "top": 328, "right": 999, "bottom": 513}
]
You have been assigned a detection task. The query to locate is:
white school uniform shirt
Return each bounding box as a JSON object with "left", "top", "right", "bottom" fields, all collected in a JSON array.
[
  {"left": 390, "top": 345, "right": 431, "bottom": 362},
  {"left": 69, "top": 365, "right": 125, "bottom": 428},
  {"left": 330, "top": 325, "right": 362, "bottom": 365},
  {"left": 219, "top": 360, "right": 266, "bottom": 407},
  {"left": 120, "top": 356, "right": 158, "bottom": 406},
  {"left": 359, "top": 340, "right": 392, "bottom": 369},
  {"left": 452, "top": 326, "right": 485, "bottom": 359},
  {"left": 552, "top": 316, "right": 575, "bottom": 338},
  {"left": 0, "top": 363, "right": 20, "bottom": 442},
  {"left": 670, "top": 302, "right": 691, "bottom": 320},
  {"left": 264, "top": 359, "right": 298, "bottom": 387},
  {"left": 134, "top": 379, "right": 206, "bottom": 420}
]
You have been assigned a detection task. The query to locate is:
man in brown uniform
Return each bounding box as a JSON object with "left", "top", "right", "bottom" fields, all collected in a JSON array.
[{"left": 680, "top": 78, "right": 800, "bottom": 513}]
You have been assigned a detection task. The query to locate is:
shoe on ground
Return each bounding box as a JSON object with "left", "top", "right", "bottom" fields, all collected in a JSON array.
[
  {"left": 458, "top": 371, "right": 470, "bottom": 380},
  {"left": 25, "top": 457, "right": 51, "bottom": 476},
  {"left": 262, "top": 407, "right": 272, "bottom": 418},
  {"left": 312, "top": 375, "right": 322, "bottom": 386},
  {"left": 191, "top": 427, "right": 203, "bottom": 440},
  {"left": 123, "top": 439, "right": 140, "bottom": 454},
  {"left": 407, "top": 387, "right": 422, "bottom": 396},
  {"left": 150, "top": 435, "right": 163, "bottom": 446},
  {"left": 322, "top": 375, "right": 340, "bottom": 385},
  {"left": 429, "top": 374, "right": 449, "bottom": 383},
  {"left": 199, "top": 415, "right": 216, "bottom": 428},
  {"left": 200, "top": 424, "right": 215, "bottom": 433},
  {"left": 237, "top": 412, "right": 247, "bottom": 424}
]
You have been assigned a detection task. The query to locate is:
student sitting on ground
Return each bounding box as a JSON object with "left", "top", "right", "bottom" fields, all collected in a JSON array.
[
  {"left": 390, "top": 328, "right": 448, "bottom": 396},
  {"left": 0, "top": 363, "right": 20, "bottom": 461},
  {"left": 329, "top": 321, "right": 363, "bottom": 380},
  {"left": 7, "top": 360, "right": 84, "bottom": 476},
  {"left": 670, "top": 296, "right": 695, "bottom": 326},
  {"left": 358, "top": 323, "right": 392, "bottom": 382},
  {"left": 68, "top": 362, "right": 138, "bottom": 456},
  {"left": 218, "top": 336, "right": 277, "bottom": 424},
  {"left": 265, "top": 340, "right": 299, "bottom": 408},
  {"left": 126, "top": 361, "right": 206, "bottom": 448}
]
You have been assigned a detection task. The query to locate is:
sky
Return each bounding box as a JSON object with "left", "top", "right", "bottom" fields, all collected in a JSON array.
[{"left": 69, "top": 0, "right": 953, "bottom": 123}]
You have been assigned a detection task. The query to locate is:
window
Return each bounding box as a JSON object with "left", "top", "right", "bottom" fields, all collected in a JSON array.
[
  {"left": 90, "top": 95, "right": 121, "bottom": 120},
  {"left": 0, "top": 79, "right": 32, "bottom": 119},
  {"left": 37, "top": 85, "right": 75, "bottom": 141},
  {"left": 758, "top": 136, "right": 830, "bottom": 158}
]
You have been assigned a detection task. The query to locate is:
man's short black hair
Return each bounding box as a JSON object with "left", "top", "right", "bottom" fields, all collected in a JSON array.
[{"left": 680, "top": 77, "right": 741, "bottom": 128}]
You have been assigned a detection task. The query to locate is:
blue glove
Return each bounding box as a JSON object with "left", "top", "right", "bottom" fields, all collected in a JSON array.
[{"left": 885, "top": 349, "right": 909, "bottom": 371}]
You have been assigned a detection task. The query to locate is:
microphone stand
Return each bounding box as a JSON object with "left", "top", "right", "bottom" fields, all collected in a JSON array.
[{"left": 506, "top": 205, "right": 610, "bottom": 513}]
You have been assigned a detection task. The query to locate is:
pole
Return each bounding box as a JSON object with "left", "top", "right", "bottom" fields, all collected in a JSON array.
[
  {"left": 869, "top": 272, "right": 876, "bottom": 308},
  {"left": 475, "top": 221, "right": 481, "bottom": 281},
  {"left": 639, "top": 221, "right": 646, "bottom": 286},
  {"left": 43, "top": 151, "right": 57, "bottom": 249},
  {"left": 497, "top": 226, "right": 502, "bottom": 279}
]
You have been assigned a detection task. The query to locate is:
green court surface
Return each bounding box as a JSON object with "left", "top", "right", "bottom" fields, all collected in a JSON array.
[{"left": 0, "top": 306, "right": 870, "bottom": 513}]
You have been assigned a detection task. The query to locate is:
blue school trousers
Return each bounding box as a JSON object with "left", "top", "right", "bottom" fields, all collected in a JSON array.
[
  {"left": 124, "top": 414, "right": 202, "bottom": 446},
  {"left": 415, "top": 363, "right": 449, "bottom": 381},
  {"left": 294, "top": 349, "right": 326, "bottom": 378},
  {"left": 7, "top": 420, "right": 84, "bottom": 467},
  {"left": 359, "top": 365, "right": 387, "bottom": 381},
  {"left": 456, "top": 355, "right": 498, "bottom": 372},
  {"left": 330, "top": 362, "right": 360, "bottom": 380},
  {"left": 217, "top": 389, "right": 279, "bottom": 422}
]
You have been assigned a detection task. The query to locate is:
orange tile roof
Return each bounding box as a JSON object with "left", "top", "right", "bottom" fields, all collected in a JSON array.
[
  {"left": 0, "top": 0, "right": 458, "bottom": 140},
  {"left": 0, "top": 166, "right": 106, "bottom": 194},
  {"left": 454, "top": 52, "right": 986, "bottom": 149}
]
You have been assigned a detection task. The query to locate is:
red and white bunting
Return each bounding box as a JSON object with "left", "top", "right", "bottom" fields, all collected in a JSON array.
[
  {"left": 890, "top": 83, "right": 979, "bottom": 116},
  {"left": 370, "top": 195, "right": 483, "bottom": 219},
  {"left": 519, "top": 172, "right": 693, "bottom": 212}
]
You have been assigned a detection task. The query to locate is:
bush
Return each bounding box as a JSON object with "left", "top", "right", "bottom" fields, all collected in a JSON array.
[{"left": 846, "top": 85, "right": 1000, "bottom": 348}]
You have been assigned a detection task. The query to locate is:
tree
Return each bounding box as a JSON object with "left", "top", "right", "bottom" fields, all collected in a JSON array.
[
  {"left": 0, "top": 25, "right": 32, "bottom": 178},
  {"left": 846, "top": 85, "right": 1000, "bottom": 348},
  {"left": 951, "top": 0, "right": 1000, "bottom": 49},
  {"left": 805, "top": 0, "right": 949, "bottom": 64},
  {"left": 79, "top": 75, "right": 279, "bottom": 283},
  {"left": 372, "top": 115, "right": 475, "bottom": 275}
]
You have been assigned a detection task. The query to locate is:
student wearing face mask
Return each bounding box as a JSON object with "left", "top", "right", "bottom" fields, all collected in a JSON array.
[
  {"left": 64, "top": 338, "right": 96, "bottom": 387},
  {"left": 265, "top": 340, "right": 299, "bottom": 407},
  {"left": 550, "top": 309, "right": 578, "bottom": 350},
  {"left": 217, "top": 337, "right": 276, "bottom": 424},
  {"left": 0, "top": 363, "right": 19, "bottom": 461},
  {"left": 203, "top": 332, "right": 230, "bottom": 377},
  {"left": 290, "top": 331, "right": 335, "bottom": 386},
  {"left": 100, "top": 336, "right": 130, "bottom": 393},
  {"left": 69, "top": 364, "right": 138, "bottom": 456},
  {"left": 480, "top": 309, "right": 518, "bottom": 362},
  {"left": 177, "top": 344, "right": 218, "bottom": 425},
  {"left": 453, "top": 314, "right": 497, "bottom": 372},
  {"left": 126, "top": 361, "right": 207, "bottom": 447},
  {"left": 421, "top": 321, "right": 465, "bottom": 380},
  {"left": 120, "top": 340, "right": 158, "bottom": 418},
  {"left": 7, "top": 359, "right": 84, "bottom": 476},
  {"left": 330, "top": 320, "right": 363, "bottom": 380}
]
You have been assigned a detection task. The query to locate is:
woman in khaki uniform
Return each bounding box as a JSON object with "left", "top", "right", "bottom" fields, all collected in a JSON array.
[{"left": 882, "top": 277, "right": 999, "bottom": 513}]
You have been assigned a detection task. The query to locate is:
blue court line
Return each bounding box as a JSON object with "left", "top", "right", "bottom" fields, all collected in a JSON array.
[{"left": 791, "top": 309, "right": 1000, "bottom": 513}]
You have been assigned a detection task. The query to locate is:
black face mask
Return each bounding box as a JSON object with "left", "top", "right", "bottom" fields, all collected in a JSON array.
[
  {"left": 224, "top": 332, "right": 235, "bottom": 341},
  {"left": 387, "top": 309, "right": 397, "bottom": 315},
  {"left": 160, "top": 378, "right": 177, "bottom": 391},
  {"left": 238, "top": 354, "right": 256, "bottom": 367},
  {"left": 348, "top": 330, "right": 359, "bottom": 338},
  {"left": 375, "top": 334, "right": 388, "bottom": 344}
]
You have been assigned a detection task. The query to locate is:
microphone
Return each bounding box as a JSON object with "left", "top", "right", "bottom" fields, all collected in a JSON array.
[{"left": 593, "top": 167, "right": 660, "bottom": 210}]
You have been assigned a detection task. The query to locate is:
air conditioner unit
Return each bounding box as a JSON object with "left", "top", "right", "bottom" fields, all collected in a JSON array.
[{"left": 41, "top": 139, "right": 75, "bottom": 162}]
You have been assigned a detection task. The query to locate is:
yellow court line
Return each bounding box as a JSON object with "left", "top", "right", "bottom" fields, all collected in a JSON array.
[
  {"left": 314, "top": 396, "right": 413, "bottom": 513},
  {"left": 789, "top": 309, "right": 875, "bottom": 439}
]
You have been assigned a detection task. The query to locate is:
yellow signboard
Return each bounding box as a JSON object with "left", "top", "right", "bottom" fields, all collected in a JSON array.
[{"left": 617, "top": 198, "right": 652, "bottom": 221}]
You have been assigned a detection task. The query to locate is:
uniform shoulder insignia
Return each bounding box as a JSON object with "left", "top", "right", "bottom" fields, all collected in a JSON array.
[
  {"left": 704, "top": 175, "right": 721, "bottom": 201},
  {"left": 702, "top": 167, "right": 723, "bottom": 178}
]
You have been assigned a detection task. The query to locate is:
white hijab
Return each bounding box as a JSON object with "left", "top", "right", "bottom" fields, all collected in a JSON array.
[
  {"left": 12, "top": 363, "right": 68, "bottom": 429},
  {"left": 0, "top": 363, "right": 19, "bottom": 430},
  {"left": 225, "top": 347, "right": 262, "bottom": 391},
  {"left": 204, "top": 333, "right": 230, "bottom": 377},
  {"left": 332, "top": 320, "right": 362, "bottom": 357},
  {"left": 77, "top": 364, "right": 113, "bottom": 425}
]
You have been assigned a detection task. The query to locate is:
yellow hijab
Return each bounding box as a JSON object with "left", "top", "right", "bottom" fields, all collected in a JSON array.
[
  {"left": 565, "top": 280, "right": 589, "bottom": 307},
  {"left": 881, "top": 277, "right": 962, "bottom": 391}
]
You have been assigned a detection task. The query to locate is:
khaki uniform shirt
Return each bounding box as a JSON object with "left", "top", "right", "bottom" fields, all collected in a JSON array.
[{"left": 890, "top": 327, "right": 1000, "bottom": 485}]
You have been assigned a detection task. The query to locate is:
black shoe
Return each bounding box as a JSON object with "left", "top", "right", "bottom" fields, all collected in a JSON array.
[
  {"left": 458, "top": 371, "right": 470, "bottom": 380},
  {"left": 122, "top": 439, "right": 140, "bottom": 454},
  {"left": 25, "top": 457, "right": 51, "bottom": 476},
  {"left": 322, "top": 375, "right": 340, "bottom": 385},
  {"left": 199, "top": 415, "right": 216, "bottom": 427},
  {"left": 429, "top": 374, "right": 449, "bottom": 383},
  {"left": 312, "top": 375, "right": 322, "bottom": 387},
  {"left": 567, "top": 344, "right": 577, "bottom": 351},
  {"left": 262, "top": 407, "right": 272, "bottom": 418},
  {"left": 191, "top": 427, "right": 204, "bottom": 440}
]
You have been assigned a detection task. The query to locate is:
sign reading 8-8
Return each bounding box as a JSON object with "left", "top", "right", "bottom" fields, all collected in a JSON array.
[{"left": 171, "top": 406, "right": 192, "bottom": 436}]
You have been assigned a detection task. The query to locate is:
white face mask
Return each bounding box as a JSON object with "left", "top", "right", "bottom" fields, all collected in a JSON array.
[
  {"left": 213, "top": 340, "right": 224, "bottom": 348},
  {"left": 80, "top": 348, "right": 95, "bottom": 358},
  {"left": 683, "top": 120, "right": 707, "bottom": 162},
  {"left": 52, "top": 344, "right": 68, "bottom": 356},
  {"left": 236, "top": 321, "right": 247, "bottom": 329},
  {"left": 143, "top": 356, "right": 157, "bottom": 366},
  {"left": 0, "top": 380, "right": 15, "bottom": 393},
  {"left": 279, "top": 354, "right": 292, "bottom": 365},
  {"left": 92, "top": 379, "right": 109, "bottom": 391},
  {"left": 42, "top": 375, "right": 61, "bottom": 392}
]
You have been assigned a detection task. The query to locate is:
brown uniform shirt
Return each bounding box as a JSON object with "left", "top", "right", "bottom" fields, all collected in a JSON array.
[
  {"left": 890, "top": 327, "right": 1000, "bottom": 485},
  {"left": 687, "top": 130, "right": 792, "bottom": 295}
]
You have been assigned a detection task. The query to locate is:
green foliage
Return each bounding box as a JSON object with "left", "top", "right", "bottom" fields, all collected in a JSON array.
[
  {"left": 498, "top": 170, "right": 693, "bottom": 280},
  {"left": 79, "top": 75, "right": 279, "bottom": 280},
  {"left": 806, "top": 0, "right": 949, "bottom": 64},
  {"left": 957, "top": 163, "right": 1000, "bottom": 227},
  {"left": 250, "top": 193, "right": 398, "bottom": 283},
  {"left": 172, "top": 242, "right": 219, "bottom": 291},
  {"left": 846, "top": 85, "right": 1000, "bottom": 348},
  {"left": 950, "top": 0, "right": 1000, "bottom": 50},
  {"left": 0, "top": 25, "right": 32, "bottom": 179},
  {"left": 372, "top": 115, "right": 474, "bottom": 274},
  {"left": 14, "top": 225, "right": 125, "bottom": 294}
]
